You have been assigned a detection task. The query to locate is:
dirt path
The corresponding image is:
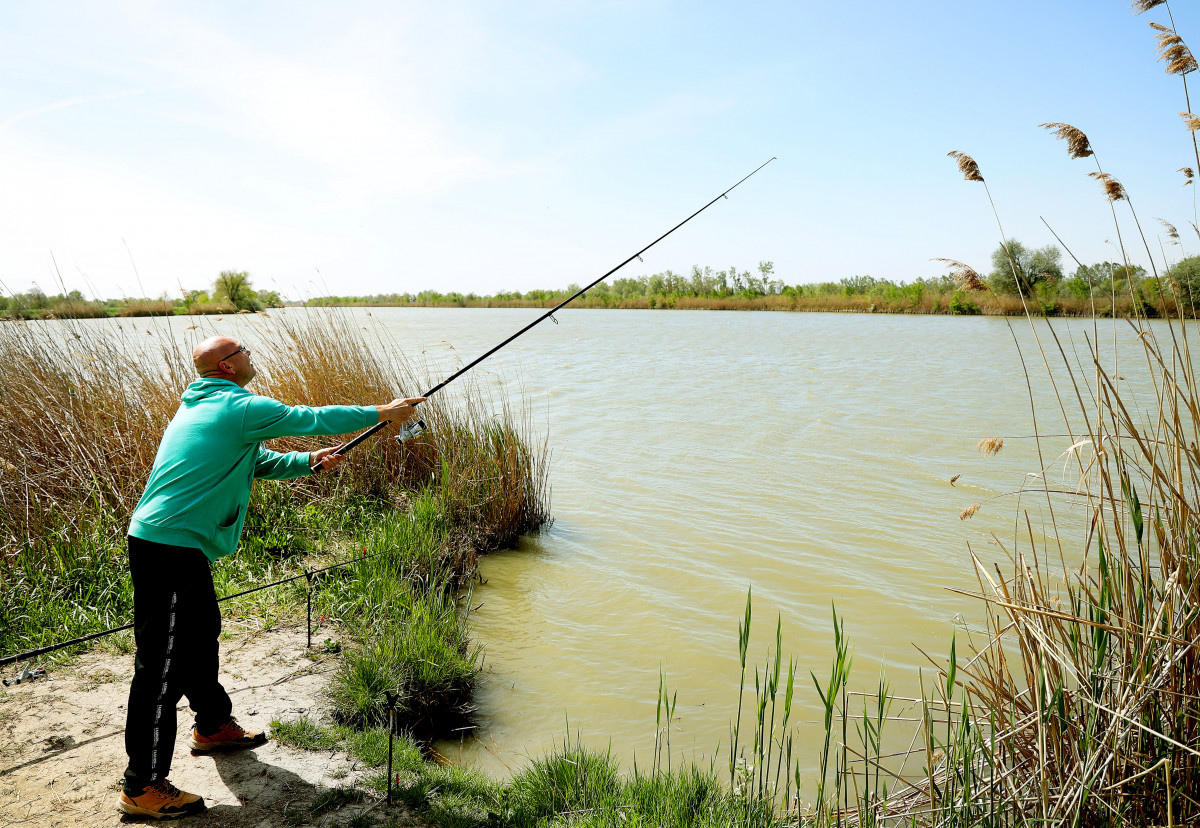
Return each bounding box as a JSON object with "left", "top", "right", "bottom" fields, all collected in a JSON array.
[{"left": 0, "top": 624, "right": 405, "bottom": 827}]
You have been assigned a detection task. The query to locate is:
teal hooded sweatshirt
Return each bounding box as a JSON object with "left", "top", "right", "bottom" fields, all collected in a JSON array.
[{"left": 129, "top": 378, "right": 379, "bottom": 562}]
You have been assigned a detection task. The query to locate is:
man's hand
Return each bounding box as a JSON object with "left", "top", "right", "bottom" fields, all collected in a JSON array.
[
  {"left": 310, "top": 446, "right": 346, "bottom": 474},
  {"left": 376, "top": 396, "right": 426, "bottom": 423}
]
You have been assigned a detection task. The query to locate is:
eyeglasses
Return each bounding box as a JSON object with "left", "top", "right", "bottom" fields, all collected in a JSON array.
[{"left": 219, "top": 345, "right": 250, "bottom": 363}]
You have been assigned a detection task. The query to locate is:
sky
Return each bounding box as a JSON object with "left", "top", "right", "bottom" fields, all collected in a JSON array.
[{"left": 2, "top": 0, "right": 1199, "bottom": 301}]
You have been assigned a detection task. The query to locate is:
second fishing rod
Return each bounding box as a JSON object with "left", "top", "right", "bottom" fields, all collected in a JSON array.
[{"left": 318, "top": 157, "right": 777, "bottom": 466}]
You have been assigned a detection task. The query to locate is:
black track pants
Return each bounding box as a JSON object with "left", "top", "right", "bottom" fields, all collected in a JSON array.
[{"left": 123, "top": 536, "right": 232, "bottom": 790}]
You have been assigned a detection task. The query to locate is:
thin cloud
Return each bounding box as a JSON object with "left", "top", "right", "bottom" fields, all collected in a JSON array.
[
  {"left": 0, "top": 89, "right": 145, "bottom": 133},
  {"left": 121, "top": 5, "right": 504, "bottom": 203}
]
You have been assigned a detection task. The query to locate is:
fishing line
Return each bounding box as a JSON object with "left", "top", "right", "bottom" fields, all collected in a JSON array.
[
  {"left": 0, "top": 538, "right": 418, "bottom": 671},
  {"left": 325, "top": 157, "right": 777, "bottom": 461},
  {"left": 1, "top": 159, "right": 777, "bottom": 671}
]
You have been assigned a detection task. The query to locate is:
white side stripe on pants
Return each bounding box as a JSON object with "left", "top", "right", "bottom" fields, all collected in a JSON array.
[{"left": 148, "top": 592, "right": 178, "bottom": 782}]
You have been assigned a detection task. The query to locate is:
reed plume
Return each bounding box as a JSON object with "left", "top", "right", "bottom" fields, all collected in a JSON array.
[
  {"left": 1158, "top": 217, "right": 1181, "bottom": 242},
  {"left": 932, "top": 257, "right": 989, "bottom": 291},
  {"left": 1039, "top": 122, "right": 1094, "bottom": 158},
  {"left": 1181, "top": 111, "right": 1200, "bottom": 131},
  {"left": 1181, "top": 166, "right": 1195, "bottom": 185},
  {"left": 976, "top": 436, "right": 1004, "bottom": 456},
  {"left": 1130, "top": 0, "right": 1167, "bottom": 11},
  {"left": 1089, "top": 170, "right": 1128, "bottom": 202},
  {"left": 959, "top": 504, "right": 980, "bottom": 520},
  {"left": 1150, "top": 21, "right": 1198, "bottom": 75},
  {"left": 947, "top": 150, "right": 984, "bottom": 182}
]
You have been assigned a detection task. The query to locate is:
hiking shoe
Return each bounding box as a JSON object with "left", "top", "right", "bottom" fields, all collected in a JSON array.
[
  {"left": 118, "top": 779, "right": 206, "bottom": 819},
  {"left": 189, "top": 716, "right": 267, "bottom": 752}
]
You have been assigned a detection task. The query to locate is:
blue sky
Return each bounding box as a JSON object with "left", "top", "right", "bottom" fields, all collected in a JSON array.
[{"left": 2, "top": 1, "right": 1198, "bottom": 300}]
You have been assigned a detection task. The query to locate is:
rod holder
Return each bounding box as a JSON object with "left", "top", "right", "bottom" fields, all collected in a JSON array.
[
  {"left": 385, "top": 691, "right": 399, "bottom": 806},
  {"left": 305, "top": 569, "right": 314, "bottom": 649}
]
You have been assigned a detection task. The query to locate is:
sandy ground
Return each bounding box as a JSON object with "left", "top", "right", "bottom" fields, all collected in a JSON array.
[{"left": 0, "top": 623, "right": 411, "bottom": 827}]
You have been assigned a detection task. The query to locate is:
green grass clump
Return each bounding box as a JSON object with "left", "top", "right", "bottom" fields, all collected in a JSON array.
[
  {"left": 506, "top": 741, "right": 622, "bottom": 822},
  {"left": 308, "top": 505, "right": 481, "bottom": 734},
  {"left": 275, "top": 713, "right": 742, "bottom": 828}
]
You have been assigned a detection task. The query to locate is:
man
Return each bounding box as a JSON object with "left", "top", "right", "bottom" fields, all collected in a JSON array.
[{"left": 118, "top": 335, "right": 424, "bottom": 819}]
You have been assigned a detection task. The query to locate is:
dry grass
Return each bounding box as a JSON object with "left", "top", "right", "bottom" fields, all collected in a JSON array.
[
  {"left": 976, "top": 437, "right": 1004, "bottom": 457},
  {"left": 0, "top": 311, "right": 549, "bottom": 561},
  {"left": 933, "top": 258, "right": 991, "bottom": 292},
  {"left": 948, "top": 150, "right": 985, "bottom": 183},
  {"left": 1040, "top": 122, "right": 1095, "bottom": 159},
  {"left": 834, "top": 9, "right": 1200, "bottom": 823},
  {"left": 882, "top": 316, "right": 1200, "bottom": 824},
  {"left": 1150, "top": 21, "right": 1198, "bottom": 76},
  {"left": 1090, "top": 170, "right": 1130, "bottom": 203},
  {"left": 115, "top": 298, "right": 175, "bottom": 317}
]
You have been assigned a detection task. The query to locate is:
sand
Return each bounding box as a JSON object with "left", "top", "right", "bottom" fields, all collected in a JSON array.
[{"left": 0, "top": 623, "right": 409, "bottom": 826}]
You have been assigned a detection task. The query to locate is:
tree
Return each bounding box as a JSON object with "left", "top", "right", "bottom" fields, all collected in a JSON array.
[
  {"left": 988, "top": 239, "right": 1064, "bottom": 295},
  {"left": 213, "top": 270, "right": 259, "bottom": 310},
  {"left": 1067, "top": 262, "right": 1147, "bottom": 299},
  {"left": 1165, "top": 255, "right": 1200, "bottom": 306},
  {"left": 255, "top": 289, "right": 283, "bottom": 308}
]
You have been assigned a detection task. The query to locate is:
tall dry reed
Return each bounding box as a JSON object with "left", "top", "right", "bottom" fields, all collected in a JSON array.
[
  {"left": 840, "top": 7, "right": 1200, "bottom": 824},
  {"left": 0, "top": 311, "right": 549, "bottom": 562}
]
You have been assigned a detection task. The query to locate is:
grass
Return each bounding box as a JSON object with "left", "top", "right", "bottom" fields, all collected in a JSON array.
[{"left": 0, "top": 309, "right": 549, "bottom": 736}]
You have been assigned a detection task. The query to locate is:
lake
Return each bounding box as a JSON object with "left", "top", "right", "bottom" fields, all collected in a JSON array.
[{"left": 78, "top": 307, "right": 1150, "bottom": 778}]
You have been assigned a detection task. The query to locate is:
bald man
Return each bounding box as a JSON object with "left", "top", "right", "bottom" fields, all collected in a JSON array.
[{"left": 119, "top": 335, "right": 423, "bottom": 819}]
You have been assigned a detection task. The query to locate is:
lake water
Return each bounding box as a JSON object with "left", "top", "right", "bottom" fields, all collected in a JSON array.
[
  {"left": 81, "top": 307, "right": 1161, "bottom": 778},
  {"left": 332, "top": 307, "right": 1139, "bottom": 778}
]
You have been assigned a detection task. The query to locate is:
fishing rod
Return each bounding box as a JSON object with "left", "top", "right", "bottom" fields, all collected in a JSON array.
[{"left": 322, "top": 157, "right": 777, "bottom": 463}]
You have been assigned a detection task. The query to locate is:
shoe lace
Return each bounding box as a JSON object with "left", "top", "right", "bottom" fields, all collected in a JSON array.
[{"left": 151, "top": 779, "right": 182, "bottom": 797}]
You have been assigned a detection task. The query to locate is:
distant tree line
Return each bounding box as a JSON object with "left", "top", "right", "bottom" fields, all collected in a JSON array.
[
  {"left": 304, "top": 249, "right": 1200, "bottom": 317},
  {"left": 8, "top": 251, "right": 1200, "bottom": 320},
  {"left": 0, "top": 270, "right": 283, "bottom": 320}
]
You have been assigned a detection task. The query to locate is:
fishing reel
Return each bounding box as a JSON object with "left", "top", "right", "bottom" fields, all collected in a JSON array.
[
  {"left": 2, "top": 665, "right": 46, "bottom": 687},
  {"left": 395, "top": 418, "right": 427, "bottom": 443}
]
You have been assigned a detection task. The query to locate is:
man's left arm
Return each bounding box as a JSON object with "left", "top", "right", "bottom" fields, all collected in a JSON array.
[{"left": 253, "top": 445, "right": 312, "bottom": 480}]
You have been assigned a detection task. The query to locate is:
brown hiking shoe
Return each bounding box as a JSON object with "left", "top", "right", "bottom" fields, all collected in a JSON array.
[
  {"left": 189, "top": 716, "right": 268, "bottom": 752},
  {"left": 118, "top": 779, "right": 206, "bottom": 819}
]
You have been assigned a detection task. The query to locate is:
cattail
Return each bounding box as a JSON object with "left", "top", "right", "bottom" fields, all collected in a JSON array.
[
  {"left": 1158, "top": 218, "right": 1181, "bottom": 242},
  {"left": 1181, "top": 166, "right": 1196, "bottom": 186},
  {"left": 960, "top": 504, "right": 981, "bottom": 520},
  {"left": 932, "top": 258, "right": 990, "bottom": 291},
  {"left": 1131, "top": 0, "right": 1167, "bottom": 11},
  {"left": 977, "top": 437, "right": 1004, "bottom": 457},
  {"left": 1150, "top": 22, "right": 1198, "bottom": 75},
  {"left": 1089, "top": 171, "right": 1128, "bottom": 202},
  {"left": 947, "top": 150, "right": 984, "bottom": 182},
  {"left": 1039, "top": 122, "right": 1094, "bottom": 159}
]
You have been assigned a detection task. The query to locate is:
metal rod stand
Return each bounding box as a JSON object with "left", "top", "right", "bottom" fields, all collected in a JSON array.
[
  {"left": 305, "top": 568, "right": 313, "bottom": 649},
  {"left": 385, "top": 691, "right": 398, "bottom": 806}
]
